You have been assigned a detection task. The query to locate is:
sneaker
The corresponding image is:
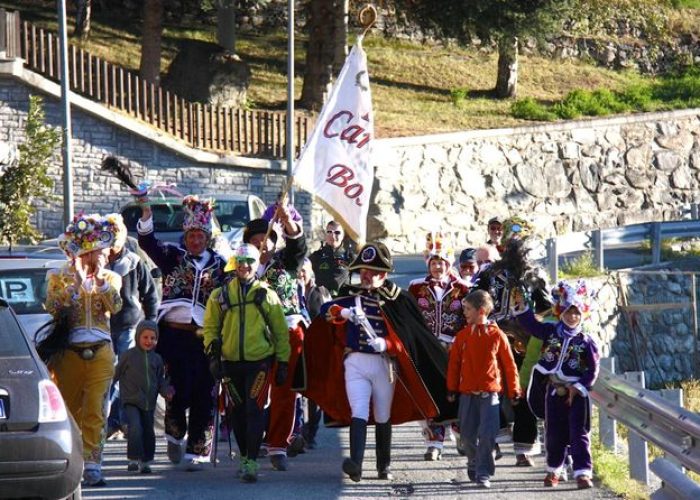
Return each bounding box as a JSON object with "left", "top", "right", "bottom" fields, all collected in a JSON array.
[
  {"left": 140, "top": 462, "right": 152, "bottom": 474},
  {"left": 83, "top": 469, "right": 107, "bottom": 487},
  {"left": 127, "top": 461, "right": 139, "bottom": 472},
  {"left": 494, "top": 443, "right": 503, "bottom": 461},
  {"left": 544, "top": 472, "right": 560, "bottom": 487},
  {"left": 515, "top": 454, "right": 534, "bottom": 467},
  {"left": 240, "top": 458, "right": 259, "bottom": 483},
  {"left": 424, "top": 446, "right": 442, "bottom": 461},
  {"left": 270, "top": 454, "right": 288, "bottom": 471},
  {"left": 558, "top": 469, "right": 568, "bottom": 482},
  {"left": 477, "top": 478, "right": 491, "bottom": 489},
  {"left": 287, "top": 434, "right": 306, "bottom": 457},
  {"left": 576, "top": 476, "right": 593, "bottom": 489},
  {"left": 167, "top": 441, "right": 184, "bottom": 464}
]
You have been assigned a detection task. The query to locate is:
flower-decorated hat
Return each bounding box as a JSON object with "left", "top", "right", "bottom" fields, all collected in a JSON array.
[
  {"left": 224, "top": 243, "right": 261, "bottom": 272},
  {"left": 423, "top": 231, "right": 454, "bottom": 265},
  {"left": 182, "top": 195, "right": 215, "bottom": 235},
  {"left": 500, "top": 216, "right": 534, "bottom": 245},
  {"left": 551, "top": 279, "right": 595, "bottom": 319},
  {"left": 58, "top": 213, "right": 114, "bottom": 258}
]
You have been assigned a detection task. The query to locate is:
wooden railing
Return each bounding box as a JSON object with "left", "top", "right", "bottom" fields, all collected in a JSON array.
[{"left": 2, "top": 10, "right": 311, "bottom": 159}]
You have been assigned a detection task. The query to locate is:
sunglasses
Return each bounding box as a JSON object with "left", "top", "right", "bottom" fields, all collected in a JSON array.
[
  {"left": 235, "top": 257, "right": 256, "bottom": 265},
  {"left": 326, "top": 230, "right": 342, "bottom": 235},
  {"left": 488, "top": 225, "right": 503, "bottom": 231}
]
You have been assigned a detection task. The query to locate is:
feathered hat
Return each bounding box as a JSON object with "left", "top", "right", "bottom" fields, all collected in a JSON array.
[
  {"left": 58, "top": 213, "right": 114, "bottom": 258},
  {"left": 182, "top": 195, "right": 215, "bottom": 235},
  {"left": 551, "top": 279, "right": 595, "bottom": 319},
  {"left": 501, "top": 216, "right": 534, "bottom": 245},
  {"left": 423, "top": 231, "right": 454, "bottom": 264}
]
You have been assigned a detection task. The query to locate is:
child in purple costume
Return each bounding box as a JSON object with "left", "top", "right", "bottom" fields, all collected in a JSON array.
[{"left": 512, "top": 279, "right": 600, "bottom": 490}]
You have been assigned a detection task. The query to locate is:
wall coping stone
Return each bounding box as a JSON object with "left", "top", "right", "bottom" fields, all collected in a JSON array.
[{"left": 0, "top": 58, "right": 285, "bottom": 173}]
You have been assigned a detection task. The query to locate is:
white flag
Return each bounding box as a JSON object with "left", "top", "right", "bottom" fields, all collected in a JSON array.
[{"left": 293, "top": 39, "right": 374, "bottom": 243}]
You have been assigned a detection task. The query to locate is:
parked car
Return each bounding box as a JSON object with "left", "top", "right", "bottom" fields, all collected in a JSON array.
[
  {"left": 120, "top": 193, "right": 267, "bottom": 250},
  {"left": 0, "top": 298, "right": 84, "bottom": 500},
  {"left": 0, "top": 257, "right": 65, "bottom": 340}
]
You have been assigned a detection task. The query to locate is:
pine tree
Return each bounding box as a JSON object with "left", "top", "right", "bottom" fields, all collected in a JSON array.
[{"left": 0, "top": 95, "right": 60, "bottom": 250}]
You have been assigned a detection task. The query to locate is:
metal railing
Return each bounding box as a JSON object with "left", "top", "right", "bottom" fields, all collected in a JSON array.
[{"left": 591, "top": 359, "right": 700, "bottom": 499}]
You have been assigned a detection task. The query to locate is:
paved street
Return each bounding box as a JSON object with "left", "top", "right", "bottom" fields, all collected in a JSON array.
[{"left": 85, "top": 422, "right": 615, "bottom": 499}]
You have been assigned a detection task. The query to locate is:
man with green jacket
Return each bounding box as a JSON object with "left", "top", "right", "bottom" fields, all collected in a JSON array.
[{"left": 203, "top": 243, "right": 290, "bottom": 483}]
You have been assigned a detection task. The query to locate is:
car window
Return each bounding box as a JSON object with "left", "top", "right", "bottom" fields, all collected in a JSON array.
[
  {"left": 0, "top": 268, "right": 51, "bottom": 315},
  {"left": 0, "top": 304, "right": 31, "bottom": 356},
  {"left": 215, "top": 201, "right": 250, "bottom": 231},
  {"left": 121, "top": 204, "right": 184, "bottom": 233}
]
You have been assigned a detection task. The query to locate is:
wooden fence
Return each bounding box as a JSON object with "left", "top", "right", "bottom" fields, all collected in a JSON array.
[{"left": 1, "top": 9, "right": 311, "bottom": 158}]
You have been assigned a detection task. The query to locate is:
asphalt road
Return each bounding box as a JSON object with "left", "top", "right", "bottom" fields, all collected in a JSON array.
[{"left": 85, "top": 422, "right": 616, "bottom": 500}]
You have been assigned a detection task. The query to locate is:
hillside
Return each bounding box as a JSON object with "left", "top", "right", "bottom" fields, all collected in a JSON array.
[{"left": 4, "top": 0, "right": 700, "bottom": 138}]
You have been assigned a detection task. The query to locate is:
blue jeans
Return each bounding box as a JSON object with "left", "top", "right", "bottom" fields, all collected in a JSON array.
[
  {"left": 458, "top": 392, "right": 500, "bottom": 481},
  {"left": 124, "top": 404, "right": 156, "bottom": 462},
  {"left": 107, "top": 327, "right": 136, "bottom": 429}
]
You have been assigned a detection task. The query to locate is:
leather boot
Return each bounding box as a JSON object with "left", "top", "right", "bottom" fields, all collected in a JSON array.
[
  {"left": 342, "top": 418, "right": 367, "bottom": 482},
  {"left": 376, "top": 422, "right": 394, "bottom": 480}
]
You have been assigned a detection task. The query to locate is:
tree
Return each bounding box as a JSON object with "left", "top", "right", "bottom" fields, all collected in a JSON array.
[
  {"left": 300, "top": 0, "right": 349, "bottom": 111},
  {"left": 73, "top": 0, "right": 92, "bottom": 39},
  {"left": 139, "top": 0, "right": 165, "bottom": 84},
  {"left": 395, "top": 0, "right": 574, "bottom": 98},
  {"left": 0, "top": 96, "right": 60, "bottom": 250}
]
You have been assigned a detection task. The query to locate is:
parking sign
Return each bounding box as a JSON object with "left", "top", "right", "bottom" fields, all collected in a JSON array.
[{"left": 0, "top": 278, "right": 35, "bottom": 303}]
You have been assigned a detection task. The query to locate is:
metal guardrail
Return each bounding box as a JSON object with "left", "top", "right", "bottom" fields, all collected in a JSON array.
[{"left": 591, "top": 366, "right": 700, "bottom": 499}]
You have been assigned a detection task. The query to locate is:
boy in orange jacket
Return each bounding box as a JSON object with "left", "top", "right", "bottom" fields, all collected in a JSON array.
[{"left": 447, "top": 290, "right": 521, "bottom": 489}]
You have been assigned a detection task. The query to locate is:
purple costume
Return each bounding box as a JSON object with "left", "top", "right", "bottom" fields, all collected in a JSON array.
[{"left": 514, "top": 307, "right": 600, "bottom": 478}]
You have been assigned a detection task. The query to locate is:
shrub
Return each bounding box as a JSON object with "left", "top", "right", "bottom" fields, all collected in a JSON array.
[
  {"left": 450, "top": 87, "right": 469, "bottom": 107},
  {"left": 559, "top": 252, "right": 603, "bottom": 279},
  {"left": 511, "top": 97, "right": 557, "bottom": 121}
]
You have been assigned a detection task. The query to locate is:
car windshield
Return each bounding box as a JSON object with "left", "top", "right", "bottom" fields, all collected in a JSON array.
[
  {"left": 121, "top": 204, "right": 184, "bottom": 233},
  {"left": 214, "top": 201, "right": 250, "bottom": 231},
  {"left": 0, "top": 304, "right": 30, "bottom": 356},
  {"left": 0, "top": 268, "right": 50, "bottom": 315}
]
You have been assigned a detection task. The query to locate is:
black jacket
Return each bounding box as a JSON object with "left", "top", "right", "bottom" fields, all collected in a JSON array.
[
  {"left": 309, "top": 244, "right": 355, "bottom": 296},
  {"left": 107, "top": 248, "right": 159, "bottom": 335}
]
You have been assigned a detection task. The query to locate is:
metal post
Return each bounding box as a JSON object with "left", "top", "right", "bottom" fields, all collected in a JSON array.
[
  {"left": 651, "top": 222, "right": 662, "bottom": 265},
  {"left": 598, "top": 357, "right": 618, "bottom": 451},
  {"left": 657, "top": 388, "right": 684, "bottom": 470},
  {"left": 593, "top": 229, "right": 604, "bottom": 271},
  {"left": 623, "top": 371, "right": 649, "bottom": 485},
  {"left": 286, "top": 0, "right": 295, "bottom": 205},
  {"left": 691, "top": 203, "right": 699, "bottom": 220},
  {"left": 546, "top": 237, "right": 558, "bottom": 284},
  {"left": 692, "top": 274, "right": 699, "bottom": 379},
  {"left": 57, "top": 0, "right": 73, "bottom": 227}
]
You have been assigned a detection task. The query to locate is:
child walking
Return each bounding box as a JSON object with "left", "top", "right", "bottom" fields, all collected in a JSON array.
[
  {"left": 447, "top": 290, "right": 521, "bottom": 489},
  {"left": 513, "top": 279, "right": 600, "bottom": 489},
  {"left": 113, "top": 320, "right": 173, "bottom": 473}
]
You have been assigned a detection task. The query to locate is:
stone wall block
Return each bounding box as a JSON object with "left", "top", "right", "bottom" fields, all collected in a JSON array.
[
  {"left": 579, "top": 158, "right": 600, "bottom": 193},
  {"left": 656, "top": 130, "right": 694, "bottom": 156},
  {"left": 559, "top": 142, "right": 580, "bottom": 160},
  {"left": 671, "top": 166, "right": 693, "bottom": 190},
  {"left": 571, "top": 128, "right": 596, "bottom": 144},
  {"left": 514, "top": 163, "right": 546, "bottom": 197},
  {"left": 655, "top": 150, "right": 682, "bottom": 172}
]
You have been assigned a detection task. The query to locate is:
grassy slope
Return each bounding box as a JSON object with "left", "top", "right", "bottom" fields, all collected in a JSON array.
[{"left": 0, "top": 0, "right": 683, "bottom": 138}]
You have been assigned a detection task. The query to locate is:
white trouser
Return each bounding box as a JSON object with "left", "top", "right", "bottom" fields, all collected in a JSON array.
[{"left": 344, "top": 352, "right": 395, "bottom": 423}]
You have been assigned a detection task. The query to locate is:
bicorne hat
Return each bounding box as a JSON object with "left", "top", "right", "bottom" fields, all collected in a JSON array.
[{"left": 348, "top": 242, "right": 392, "bottom": 272}]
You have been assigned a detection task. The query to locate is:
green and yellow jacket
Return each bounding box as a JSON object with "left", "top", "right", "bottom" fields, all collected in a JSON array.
[{"left": 203, "top": 278, "right": 290, "bottom": 363}]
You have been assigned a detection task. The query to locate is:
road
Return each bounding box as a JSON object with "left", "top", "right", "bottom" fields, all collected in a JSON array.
[{"left": 86, "top": 422, "right": 615, "bottom": 500}]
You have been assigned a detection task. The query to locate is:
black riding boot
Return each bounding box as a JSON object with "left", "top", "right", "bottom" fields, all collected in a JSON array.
[
  {"left": 376, "top": 422, "right": 394, "bottom": 480},
  {"left": 342, "top": 418, "right": 367, "bottom": 482}
]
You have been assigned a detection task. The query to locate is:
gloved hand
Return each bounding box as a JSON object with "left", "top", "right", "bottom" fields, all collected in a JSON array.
[
  {"left": 275, "top": 362, "right": 289, "bottom": 386},
  {"left": 446, "top": 391, "right": 458, "bottom": 403},
  {"left": 207, "top": 339, "right": 223, "bottom": 380},
  {"left": 368, "top": 337, "right": 387, "bottom": 353},
  {"left": 208, "top": 356, "right": 223, "bottom": 380}
]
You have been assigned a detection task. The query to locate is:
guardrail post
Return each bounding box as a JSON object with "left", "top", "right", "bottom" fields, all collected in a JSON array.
[
  {"left": 658, "top": 388, "right": 684, "bottom": 470},
  {"left": 623, "top": 371, "right": 649, "bottom": 485},
  {"left": 592, "top": 229, "right": 604, "bottom": 271},
  {"left": 651, "top": 222, "right": 662, "bottom": 265},
  {"left": 692, "top": 203, "right": 699, "bottom": 220},
  {"left": 546, "top": 237, "right": 558, "bottom": 283},
  {"left": 598, "top": 357, "right": 618, "bottom": 451}
]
